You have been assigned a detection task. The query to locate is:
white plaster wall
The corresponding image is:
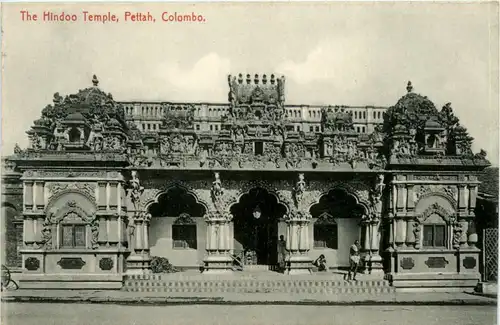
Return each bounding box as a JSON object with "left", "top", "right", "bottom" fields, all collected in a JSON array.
[
  {"left": 149, "top": 217, "right": 206, "bottom": 267},
  {"left": 309, "top": 218, "right": 361, "bottom": 268}
]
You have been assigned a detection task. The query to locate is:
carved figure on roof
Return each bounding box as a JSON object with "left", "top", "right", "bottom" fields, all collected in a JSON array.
[
  {"left": 231, "top": 127, "right": 246, "bottom": 143},
  {"left": 53, "top": 92, "right": 63, "bottom": 106},
  {"left": 186, "top": 137, "right": 198, "bottom": 155},
  {"left": 31, "top": 134, "right": 43, "bottom": 150},
  {"left": 14, "top": 143, "right": 22, "bottom": 154},
  {"left": 277, "top": 76, "right": 285, "bottom": 106},
  {"left": 228, "top": 75, "right": 238, "bottom": 106},
  {"left": 171, "top": 134, "right": 184, "bottom": 152},
  {"left": 321, "top": 106, "right": 354, "bottom": 132}
]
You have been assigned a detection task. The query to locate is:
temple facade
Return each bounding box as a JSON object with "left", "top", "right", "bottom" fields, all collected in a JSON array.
[{"left": 1, "top": 74, "right": 490, "bottom": 290}]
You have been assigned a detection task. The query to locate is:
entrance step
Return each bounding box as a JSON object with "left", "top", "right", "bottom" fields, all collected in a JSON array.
[
  {"left": 124, "top": 274, "right": 394, "bottom": 294},
  {"left": 243, "top": 265, "right": 270, "bottom": 272}
]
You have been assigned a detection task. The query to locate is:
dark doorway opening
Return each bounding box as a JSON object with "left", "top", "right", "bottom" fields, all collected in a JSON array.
[
  {"left": 231, "top": 188, "right": 287, "bottom": 266},
  {"left": 254, "top": 142, "right": 264, "bottom": 156}
]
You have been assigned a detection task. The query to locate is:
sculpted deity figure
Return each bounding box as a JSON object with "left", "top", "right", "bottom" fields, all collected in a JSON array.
[
  {"left": 228, "top": 75, "right": 238, "bottom": 108},
  {"left": 32, "top": 134, "right": 43, "bottom": 150},
  {"left": 171, "top": 134, "right": 185, "bottom": 153},
  {"left": 127, "top": 216, "right": 136, "bottom": 252},
  {"left": 211, "top": 172, "right": 224, "bottom": 209},
  {"left": 160, "top": 137, "right": 170, "bottom": 154},
  {"left": 212, "top": 172, "right": 223, "bottom": 197},
  {"left": 129, "top": 171, "right": 144, "bottom": 210},
  {"left": 371, "top": 174, "right": 385, "bottom": 213},
  {"left": 14, "top": 143, "right": 22, "bottom": 154},
  {"left": 294, "top": 173, "right": 306, "bottom": 205},
  {"left": 325, "top": 139, "right": 334, "bottom": 156},
  {"left": 186, "top": 137, "right": 197, "bottom": 155}
]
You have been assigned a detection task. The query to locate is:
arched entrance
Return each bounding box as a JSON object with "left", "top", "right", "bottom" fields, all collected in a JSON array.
[
  {"left": 148, "top": 187, "right": 207, "bottom": 268},
  {"left": 230, "top": 188, "right": 287, "bottom": 267},
  {"left": 309, "top": 188, "right": 366, "bottom": 268}
]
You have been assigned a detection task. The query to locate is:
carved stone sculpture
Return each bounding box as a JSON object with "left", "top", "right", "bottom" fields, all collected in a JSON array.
[{"left": 129, "top": 171, "right": 144, "bottom": 210}]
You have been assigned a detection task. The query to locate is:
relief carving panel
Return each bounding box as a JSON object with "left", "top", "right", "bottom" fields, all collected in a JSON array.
[{"left": 47, "top": 182, "right": 96, "bottom": 203}]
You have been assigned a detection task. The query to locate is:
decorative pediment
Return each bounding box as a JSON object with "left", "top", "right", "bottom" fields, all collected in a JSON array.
[
  {"left": 174, "top": 213, "right": 196, "bottom": 225},
  {"left": 42, "top": 200, "right": 99, "bottom": 250},
  {"left": 315, "top": 212, "right": 337, "bottom": 224},
  {"left": 47, "top": 182, "right": 96, "bottom": 205},
  {"left": 417, "top": 202, "right": 454, "bottom": 224},
  {"left": 48, "top": 200, "right": 96, "bottom": 225}
]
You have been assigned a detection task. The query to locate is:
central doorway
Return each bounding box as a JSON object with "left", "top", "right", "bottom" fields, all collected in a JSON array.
[{"left": 231, "top": 188, "right": 287, "bottom": 268}]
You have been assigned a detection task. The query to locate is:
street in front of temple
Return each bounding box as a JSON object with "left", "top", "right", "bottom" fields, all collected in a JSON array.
[{"left": 1, "top": 302, "right": 497, "bottom": 325}]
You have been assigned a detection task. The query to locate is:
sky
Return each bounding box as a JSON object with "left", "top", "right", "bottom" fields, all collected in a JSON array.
[{"left": 2, "top": 2, "right": 499, "bottom": 165}]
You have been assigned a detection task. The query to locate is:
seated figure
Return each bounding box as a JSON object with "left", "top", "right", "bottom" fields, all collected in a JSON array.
[{"left": 313, "top": 254, "right": 328, "bottom": 272}]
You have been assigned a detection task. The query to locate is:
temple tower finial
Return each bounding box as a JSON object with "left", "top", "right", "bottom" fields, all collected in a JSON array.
[
  {"left": 92, "top": 75, "right": 99, "bottom": 87},
  {"left": 406, "top": 81, "right": 413, "bottom": 93}
]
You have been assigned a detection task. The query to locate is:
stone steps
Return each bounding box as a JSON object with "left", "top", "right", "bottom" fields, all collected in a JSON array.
[{"left": 123, "top": 275, "right": 394, "bottom": 294}]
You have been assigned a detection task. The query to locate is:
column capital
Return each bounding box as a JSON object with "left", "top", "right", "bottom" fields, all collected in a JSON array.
[
  {"left": 285, "top": 210, "right": 311, "bottom": 223},
  {"left": 203, "top": 211, "right": 232, "bottom": 223},
  {"left": 133, "top": 211, "right": 151, "bottom": 223}
]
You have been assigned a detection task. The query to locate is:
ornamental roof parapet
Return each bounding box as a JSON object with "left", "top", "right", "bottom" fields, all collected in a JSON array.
[{"left": 10, "top": 75, "right": 489, "bottom": 172}]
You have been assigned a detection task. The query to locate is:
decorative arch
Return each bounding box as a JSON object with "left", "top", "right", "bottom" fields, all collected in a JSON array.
[
  {"left": 45, "top": 189, "right": 97, "bottom": 214},
  {"left": 142, "top": 181, "right": 210, "bottom": 212},
  {"left": 416, "top": 202, "right": 455, "bottom": 224},
  {"left": 48, "top": 200, "right": 96, "bottom": 224},
  {"left": 147, "top": 185, "right": 207, "bottom": 218},
  {"left": 307, "top": 182, "right": 371, "bottom": 215},
  {"left": 415, "top": 191, "right": 457, "bottom": 211},
  {"left": 229, "top": 187, "right": 290, "bottom": 219},
  {"left": 43, "top": 200, "right": 99, "bottom": 250},
  {"left": 309, "top": 187, "right": 367, "bottom": 219},
  {"left": 229, "top": 180, "right": 292, "bottom": 213}
]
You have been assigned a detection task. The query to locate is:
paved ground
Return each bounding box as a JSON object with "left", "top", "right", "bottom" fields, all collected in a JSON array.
[
  {"left": 2, "top": 289, "right": 496, "bottom": 305},
  {"left": 1, "top": 303, "right": 497, "bottom": 325}
]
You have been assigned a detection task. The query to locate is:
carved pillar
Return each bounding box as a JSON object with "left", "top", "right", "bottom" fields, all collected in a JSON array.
[
  {"left": 24, "top": 216, "right": 35, "bottom": 248},
  {"left": 405, "top": 218, "right": 416, "bottom": 247},
  {"left": 203, "top": 172, "right": 233, "bottom": 273},
  {"left": 285, "top": 212, "right": 312, "bottom": 275},
  {"left": 363, "top": 221, "right": 370, "bottom": 251},
  {"left": 394, "top": 218, "right": 407, "bottom": 248},
  {"left": 125, "top": 170, "right": 151, "bottom": 274},
  {"left": 203, "top": 212, "right": 233, "bottom": 273},
  {"left": 459, "top": 220, "right": 469, "bottom": 248},
  {"left": 363, "top": 216, "right": 383, "bottom": 275},
  {"left": 126, "top": 212, "right": 152, "bottom": 274}
]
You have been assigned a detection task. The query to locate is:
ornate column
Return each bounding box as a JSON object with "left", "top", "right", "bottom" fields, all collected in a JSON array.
[
  {"left": 365, "top": 174, "right": 385, "bottom": 274},
  {"left": 285, "top": 211, "right": 312, "bottom": 274},
  {"left": 203, "top": 172, "right": 233, "bottom": 273},
  {"left": 203, "top": 212, "right": 233, "bottom": 273},
  {"left": 125, "top": 171, "right": 151, "bottom": 274},
  {"left": 285, "top": 174, "right": 312, "bottom": 275}
]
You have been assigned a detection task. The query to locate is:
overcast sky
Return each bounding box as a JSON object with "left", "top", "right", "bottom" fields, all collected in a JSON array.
[{"left": 2, "top": 2, "right": 499, "bottom": 165}]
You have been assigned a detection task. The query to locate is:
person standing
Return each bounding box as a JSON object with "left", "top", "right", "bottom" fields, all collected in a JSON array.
[
  {"left": 347, "top": 240, "right": 360, "bottom": 281},
  {"left": 277, "top": 235, "right": 287, "bottom": 272}
]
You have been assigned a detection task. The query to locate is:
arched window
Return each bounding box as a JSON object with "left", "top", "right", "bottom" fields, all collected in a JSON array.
[{"left": 60, "top": 212, "right": 87, "bottom": 248}]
